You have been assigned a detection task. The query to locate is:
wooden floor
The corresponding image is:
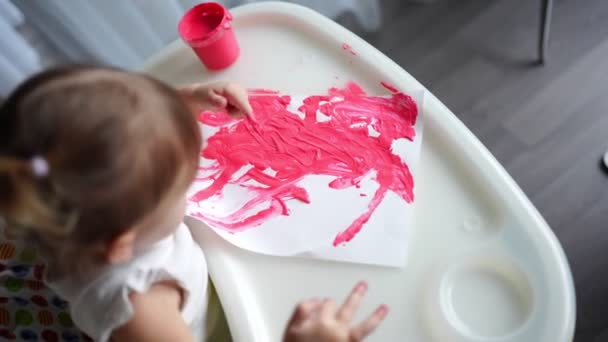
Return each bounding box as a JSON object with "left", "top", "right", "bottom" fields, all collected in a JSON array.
[{"left": 338, "top": 0, "right": 608, "bottom": 340}]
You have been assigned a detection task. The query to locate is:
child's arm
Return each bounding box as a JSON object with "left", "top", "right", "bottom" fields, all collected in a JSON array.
[
  {"left": 283, "top": 281, "right": 388, "bottom": 342},
  {"left": 178, "top": 81, "right": 253, "bottom": 118},
  {"left": 111, "top": 281, "right": 194, "bottom": 342}
]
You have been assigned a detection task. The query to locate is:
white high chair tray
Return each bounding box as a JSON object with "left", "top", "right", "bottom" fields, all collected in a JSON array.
[{"left": 141, "top": 2, "right": 575, "bottom": 341}]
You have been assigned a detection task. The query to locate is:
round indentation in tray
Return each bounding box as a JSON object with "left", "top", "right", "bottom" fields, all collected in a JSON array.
[{"left": 439, "top": 256, "right": 534, "bottom": 340}]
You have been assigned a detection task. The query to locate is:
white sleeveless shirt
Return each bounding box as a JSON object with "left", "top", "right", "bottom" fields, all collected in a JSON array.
[{"left": 46, "top": 223, "right": 208, "bottom": 341}]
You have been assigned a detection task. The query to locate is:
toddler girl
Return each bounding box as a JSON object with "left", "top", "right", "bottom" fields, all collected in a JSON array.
[{"left": 0, "top": 66, "right": 386, "bottom": 341}]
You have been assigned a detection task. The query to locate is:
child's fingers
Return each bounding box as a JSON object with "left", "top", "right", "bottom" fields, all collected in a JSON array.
[
  {"left": 287, "top": 298, "right": 322, "bottom": 327},
  {"left": 227, "top": 105, "right": 247, "bottom": 119},
  {"left": 336, "top": 281, "right": 368, "bottom": 323},
  {"left": 208, "top": 90, "right": 228, "bottom": 108},
  {"left": 350, "top": 304, "right": 389, "bottom": 341},
  {"left": 319, "top": 298, "right": 337, "bottom": 319},
  {"left": 223, "top": 83, "right": 253, "bottom": 115}
]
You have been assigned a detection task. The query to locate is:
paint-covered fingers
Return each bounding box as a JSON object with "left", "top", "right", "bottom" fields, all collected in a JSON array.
[
  {"left": 349, "top": 304, "right": 389, "bottom": 341},
  {"left": 336, "top": 281, "right": 367, "bottom": 323}
]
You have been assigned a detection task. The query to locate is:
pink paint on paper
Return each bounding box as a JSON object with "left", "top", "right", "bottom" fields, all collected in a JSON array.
[
  {"left": 380, "top": 81, "right": 400, "bottom": 93},
  {"left": 190, "top": 82, "right": 418, "bottom": 246},
  {"left": 341, "top": 43, "right": 357, "bottom": 56}
]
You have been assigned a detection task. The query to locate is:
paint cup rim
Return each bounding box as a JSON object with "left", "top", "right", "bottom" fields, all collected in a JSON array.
[{"left": 178, "top": 2, "right": 231, "bottom": 45}]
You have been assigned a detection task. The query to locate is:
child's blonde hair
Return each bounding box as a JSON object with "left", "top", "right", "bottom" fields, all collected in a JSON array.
[{"left": 0, "top": 66, "right": 201, "bottom": 276}]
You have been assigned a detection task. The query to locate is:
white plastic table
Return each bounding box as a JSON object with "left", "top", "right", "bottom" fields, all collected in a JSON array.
[{"left": 141, "top": 2, "right": 575, "bottom": 341}]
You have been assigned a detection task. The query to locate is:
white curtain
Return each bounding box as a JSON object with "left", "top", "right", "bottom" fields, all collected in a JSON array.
[
  {"left": 2, "top": 0, "right": 380, "bottom": 96},
  {"left": 0, "top": 0, "right": 41, "bottom": 96}
]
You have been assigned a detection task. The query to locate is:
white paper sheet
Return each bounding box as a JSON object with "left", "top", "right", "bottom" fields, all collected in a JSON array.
[{"left": 186, "top": 87, "right": 423, "bottom": 267}]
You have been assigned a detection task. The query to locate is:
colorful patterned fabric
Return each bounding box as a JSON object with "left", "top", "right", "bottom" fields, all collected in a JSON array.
[
  {"left": 0, "top": 237, "right": 91, "bottom": 341},
  {"left": 0, "top": 227, "right": 232, "bottom": 341}
]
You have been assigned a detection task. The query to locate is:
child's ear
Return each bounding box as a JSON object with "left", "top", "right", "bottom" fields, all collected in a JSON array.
[{"left": 106, "top": 230, "right": 137, "bottom": 264}]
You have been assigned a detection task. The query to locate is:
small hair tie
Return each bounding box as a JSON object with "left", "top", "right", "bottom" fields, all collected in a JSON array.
[{"left": 30, "top": 156, "right": 49, "bottom": 178}]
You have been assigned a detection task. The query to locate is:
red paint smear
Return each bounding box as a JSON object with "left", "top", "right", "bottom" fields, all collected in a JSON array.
[
  {"left": 341, "top": 43, "right": 357, "bottom": 56},
  {"left": 381, "top": 81, "right": 399, "bottom": 93},
  {"left": 191, "top": 82, "right": 418, "bottom": 246}
]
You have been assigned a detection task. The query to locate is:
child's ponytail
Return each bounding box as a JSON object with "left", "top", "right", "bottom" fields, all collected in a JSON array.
[{"left": 0, "top": 155, "right": 75, "bottom": 239}]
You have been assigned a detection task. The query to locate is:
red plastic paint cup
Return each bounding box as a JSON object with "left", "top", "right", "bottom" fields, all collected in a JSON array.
[{"left": 178, "top": 2, "right": 240, "bottom": 70}]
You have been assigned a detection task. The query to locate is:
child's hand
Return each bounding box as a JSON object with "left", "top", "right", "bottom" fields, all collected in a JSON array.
[
  {"left": 283, "top": 282, "right": 388, "bottom": 342},
  {"left": 179, "top": 81, "right": 253, "bottom": 118}
]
